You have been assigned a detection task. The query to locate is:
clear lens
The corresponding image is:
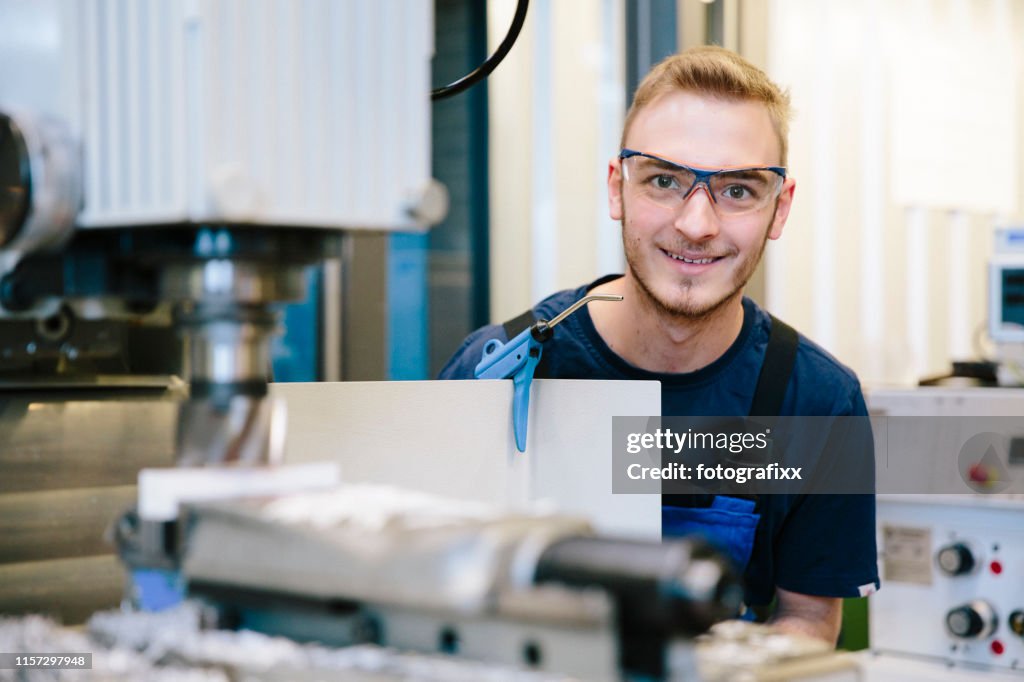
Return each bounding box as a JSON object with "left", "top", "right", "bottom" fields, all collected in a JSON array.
[
  {"left": 709, "top": 170, "right": 781, "bottom": 212},
  {"left": 622, "top": 156, "right": 782, "bottom": 216},
  {"left": 624, "top": 157, "right": 696, "bottom": 205}
]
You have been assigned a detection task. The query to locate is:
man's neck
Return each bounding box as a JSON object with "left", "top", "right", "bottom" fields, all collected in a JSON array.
[{"left": 589, "top": 275, "right": 746, "bottom": 374}]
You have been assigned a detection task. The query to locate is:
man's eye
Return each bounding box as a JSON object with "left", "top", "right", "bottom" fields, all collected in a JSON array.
[
  {"left": 653, "top": 175, "right": 678, "bottom": 190},
  {"left": 723, "top": 185, "right": 752, "bottom": 200}
]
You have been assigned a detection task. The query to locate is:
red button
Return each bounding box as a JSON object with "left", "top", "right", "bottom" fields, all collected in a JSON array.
[
  {"left": 991, "top": 561, "right": 1003, "bottom": 575},
  {"left": 992, "top": 640, "right": 1005, "bottom": 655}
]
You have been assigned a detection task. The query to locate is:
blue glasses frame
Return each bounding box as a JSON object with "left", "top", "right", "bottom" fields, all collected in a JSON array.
[{"left": 619, "top": 148, "right": 787, "bottom": 205}]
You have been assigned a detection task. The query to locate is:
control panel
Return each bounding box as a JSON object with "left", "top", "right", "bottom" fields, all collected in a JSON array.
[
  {"left": 864, "top": 387, "right": 1024, "bottom": 678},
  {"left": 873, "top": 496, "right": 1024, "bottom": 672}
]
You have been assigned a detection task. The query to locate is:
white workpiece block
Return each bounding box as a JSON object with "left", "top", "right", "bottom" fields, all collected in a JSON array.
[{"left": 272, "top": 380, "right": 661, "bottom": 539}]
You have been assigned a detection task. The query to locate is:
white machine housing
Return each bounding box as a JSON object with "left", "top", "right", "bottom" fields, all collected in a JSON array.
[{"left": 0, "top": 0, "right": 435, "bottom": 231}]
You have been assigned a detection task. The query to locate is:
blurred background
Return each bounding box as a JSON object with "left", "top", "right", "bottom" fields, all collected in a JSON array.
[{"left": 326, "top": 0, "right": 1024, "bottom": 388}]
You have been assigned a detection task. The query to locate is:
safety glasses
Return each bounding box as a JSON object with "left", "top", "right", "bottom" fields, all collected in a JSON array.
[{"left": 619, "top": 148, "right": 786, "bottom": 216}]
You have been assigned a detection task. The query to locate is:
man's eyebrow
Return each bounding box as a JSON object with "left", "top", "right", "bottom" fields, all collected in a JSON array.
[
  {"left": 639, "top": 156, "right": 685, "bottom": 171},
  {"left": 722, "top": 169, "right": 770, "bottom": 180}
]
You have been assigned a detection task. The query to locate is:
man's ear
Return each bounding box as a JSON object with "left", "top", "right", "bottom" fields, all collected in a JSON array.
[
  {"left": 608, "top": 158, "right": 623, "bottom": 221},
  {"left": 768, "top": 177, "right": 796, "bottom": 240}
]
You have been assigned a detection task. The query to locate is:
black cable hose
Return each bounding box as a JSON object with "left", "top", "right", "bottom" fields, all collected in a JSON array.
[{"left": 431, "top": 0, "right": 530, "bottom": 101}]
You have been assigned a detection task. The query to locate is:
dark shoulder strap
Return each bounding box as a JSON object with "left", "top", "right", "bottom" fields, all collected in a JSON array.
[
  {"left": 703, "top": 316, "right": 799, "bottom": 516},
  {"left": 749, "top": 315, "right": 799, "bottom": 417},
  {"left": 502, "top": 309, "right": 537, "bottom": 341}
]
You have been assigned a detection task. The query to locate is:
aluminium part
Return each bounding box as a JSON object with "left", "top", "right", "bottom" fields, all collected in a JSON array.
[{"left": 0, "top": 111, "right": 80, "bottom": 271}]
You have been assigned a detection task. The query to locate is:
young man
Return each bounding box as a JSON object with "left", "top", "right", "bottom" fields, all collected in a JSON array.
[{"left": 439, "top": 46, "right": 878, "bottom": 644}]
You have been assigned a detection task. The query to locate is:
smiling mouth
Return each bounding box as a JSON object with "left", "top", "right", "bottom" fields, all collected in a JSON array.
[{"left": 661, "top": 249, "right": 723, "bottom": 265}]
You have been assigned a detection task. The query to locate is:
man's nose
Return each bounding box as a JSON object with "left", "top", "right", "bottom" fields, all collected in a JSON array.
[{"left": 673, "top": 183, "right": 720, "bottom": 241}]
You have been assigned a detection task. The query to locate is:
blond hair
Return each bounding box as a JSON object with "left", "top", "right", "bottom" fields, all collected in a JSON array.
[{"left": 622, "top": 45, "right": 792, "bottom": 165}]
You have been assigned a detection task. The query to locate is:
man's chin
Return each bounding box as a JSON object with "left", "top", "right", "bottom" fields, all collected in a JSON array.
[{"left": 646, "top": 286, "right": 739, "bottom": 321}]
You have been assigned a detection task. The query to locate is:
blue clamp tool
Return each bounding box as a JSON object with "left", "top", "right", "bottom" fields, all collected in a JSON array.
[{"left": 474, "top": 294, "right": 623, "bottom": 452}]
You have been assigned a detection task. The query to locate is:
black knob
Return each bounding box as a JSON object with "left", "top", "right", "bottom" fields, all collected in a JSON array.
[
  {"left": 946, "top": 601, "right": 997, "bottom": 639},
  {"left": 1009, "top": 610, "right": 1024, "bottom": 638},
  {"left": 937, "top": 543, "right": 975, "bottom": 576}
]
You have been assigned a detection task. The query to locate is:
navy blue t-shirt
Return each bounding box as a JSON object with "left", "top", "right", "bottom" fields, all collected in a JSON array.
[{"left": 439, "top": 275, "right": 880, "bottom": 606}]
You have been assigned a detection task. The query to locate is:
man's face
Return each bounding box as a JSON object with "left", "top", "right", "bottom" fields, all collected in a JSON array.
[{"left": 608, "top": 91, "right": 796, "bottom": 319}]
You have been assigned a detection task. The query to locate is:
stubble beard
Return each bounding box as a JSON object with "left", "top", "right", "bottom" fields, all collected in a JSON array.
[{"left": 621, "top": 203, "right": 775, "bottom": 323}]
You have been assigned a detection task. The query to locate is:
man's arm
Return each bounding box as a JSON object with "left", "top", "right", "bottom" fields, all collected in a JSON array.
[{"left": 769, "top": 587, "right": 843, "bottom": 645}]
